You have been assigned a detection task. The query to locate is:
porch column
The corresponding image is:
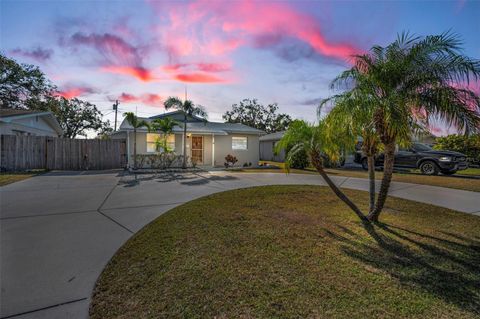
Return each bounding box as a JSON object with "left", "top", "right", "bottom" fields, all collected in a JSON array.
[
  {"left": 126, "top": 131, "right": 131, "bottom": 168},
  {"left": 182, "top": 132, "right": 185, "bottom": 155},
  {"left": 211, "top": 133, "right": 215, "bottom": 167}
]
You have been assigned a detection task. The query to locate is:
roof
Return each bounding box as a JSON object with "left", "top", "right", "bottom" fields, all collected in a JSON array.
[
  {"left": 118, "top": 113, "right": 264, "bottom": 135},
  {"left": 0, "top": 109, "right": 46, "bottom": 117},
  {"left": 0, "top": 109, "right": 63, "bottom": 135},
  {"left": 259, "top": 131, "right": 285, "bottom": 141},
  {"left": 149, "top": 110, "right": 205, "bottom": 122}
]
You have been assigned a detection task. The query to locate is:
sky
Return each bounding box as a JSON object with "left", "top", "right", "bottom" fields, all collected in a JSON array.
[{"left": 1, "top": 0, "right": 479, "bottom": 135}]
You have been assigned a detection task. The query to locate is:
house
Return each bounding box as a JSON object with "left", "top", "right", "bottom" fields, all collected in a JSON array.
[
  {"left": 114, "top": 111, "right": 264, "bottom": 168},
  {"left": 259, "top": 131, "right": 286, "bottom": 162},
  {"left": 0, "top": 109, "right": 63, "bottom": 137}
]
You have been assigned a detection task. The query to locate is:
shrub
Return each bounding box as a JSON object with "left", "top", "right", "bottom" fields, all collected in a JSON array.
[
  {"left": 224, "top": 154, "right": 238, "bottom": 168},
  {"left": 134, "top": 154, "right": 190, "bottom": 169},
  {"left": 434, "top": 134, "right": 480, "bottom": 166},
  {"left": 286, "top": 146, "right": 309, "bottom": 169}
]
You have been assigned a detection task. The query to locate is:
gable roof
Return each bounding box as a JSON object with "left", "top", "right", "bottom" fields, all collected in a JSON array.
[
  {"left": 0, "top": 109, "right": 63, "bottom": 135},
  {"left": 259, "top": 131, "right": 285, "bottom": 141},
  {"left": 149, "top": 110, "right": 205, "bottom": 123},
  {"left": 118, "top": 112, "right": 264, "bottom": 135}
]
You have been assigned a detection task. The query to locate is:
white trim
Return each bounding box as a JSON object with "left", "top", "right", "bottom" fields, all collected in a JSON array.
[
  {"left": 126, "top": 131, "right": 131, "bottom": 168},
  {"left": 211, "top": 133, "right": 215, "bottom": 166}
]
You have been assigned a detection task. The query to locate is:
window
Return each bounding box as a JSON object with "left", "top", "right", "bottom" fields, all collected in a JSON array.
[
  {"left": 232, "top": 136, "right": 248, "bottom": 150},
  {"left": 146, "top": 133, "right": 175, "bottom": 153},
  {"left": 146, "top": 133, "right": 159, "bottom": 153}
]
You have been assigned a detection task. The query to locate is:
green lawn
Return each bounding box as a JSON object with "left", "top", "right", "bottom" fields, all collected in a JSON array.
[
  {"left": 90, "top": 186, "right": 480, "bottom": 319},
  {"left": 232, "top": 161, "right": 480, "bottom": 192},
  {"left": 0, "top": 171, "right": 42, "bottom": 186}
]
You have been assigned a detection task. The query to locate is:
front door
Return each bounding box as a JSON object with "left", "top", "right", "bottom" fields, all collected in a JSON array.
[{"left": 191, "top": 136, "right": 203, "bottom": 164}]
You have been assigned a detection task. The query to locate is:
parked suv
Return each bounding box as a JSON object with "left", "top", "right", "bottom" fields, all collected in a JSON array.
[{"left": 354, "top": 142, "right": 468, "bottom": 175}]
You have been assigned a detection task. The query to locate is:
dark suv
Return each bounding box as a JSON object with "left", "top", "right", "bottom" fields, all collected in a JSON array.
[{"left": 354, "top": 142, "right": 468, "bottom": 175}]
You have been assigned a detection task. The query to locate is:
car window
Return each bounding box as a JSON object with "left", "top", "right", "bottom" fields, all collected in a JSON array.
[
  {"left": 398, "top": 146, "right": 410, "bottom": 152},
  {"left": 412, "top": 143, "right": 432, "bottom": 151}
]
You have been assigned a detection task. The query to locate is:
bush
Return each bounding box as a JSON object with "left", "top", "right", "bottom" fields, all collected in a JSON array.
[
  {"left": 224, "top": 154, "right": 238, "bottom": 168},
  {"left": 434, "top": 134, "right": 480, "bottom": 166},
  {"left": 134, "top": 154, "right": 190, "bottom": 169},
  {"left": 286, "top": 147, "right": 309, "bottom": 169}
]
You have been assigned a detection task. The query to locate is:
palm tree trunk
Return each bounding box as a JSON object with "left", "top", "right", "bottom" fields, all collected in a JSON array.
[
  {"left": 133, "top": 128, "right": 137, "bottom": 169},
  {"left": 367, "top": 155, "right": 376, "bottom": 213},
  {"left": 182, "top": 114, "right": 187, "bottom": 169},
  {"left": 310, "top": 151, "right": 366, "bottom": 221},
  {"left": 368, "top": 141, "right": 395, "bottom": 221}
]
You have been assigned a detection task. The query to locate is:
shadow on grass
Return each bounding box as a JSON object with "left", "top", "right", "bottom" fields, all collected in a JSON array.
[{"left": 327, "top": 222, "right": 480, "bottom": 314}]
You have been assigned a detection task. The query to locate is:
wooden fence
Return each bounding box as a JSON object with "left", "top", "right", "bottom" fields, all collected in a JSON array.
[{"left": 1, "top": 135, "right": 127, "bottom": 171}]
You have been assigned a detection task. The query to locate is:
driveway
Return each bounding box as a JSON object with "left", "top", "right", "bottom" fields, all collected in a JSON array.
[{"left": 1, "top": 170, "right": 479, "bottom": 318}]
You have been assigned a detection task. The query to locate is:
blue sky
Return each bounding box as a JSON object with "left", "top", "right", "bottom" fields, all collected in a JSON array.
[{"left": 1, "top": 0, "right": 479, "bottom": 134}]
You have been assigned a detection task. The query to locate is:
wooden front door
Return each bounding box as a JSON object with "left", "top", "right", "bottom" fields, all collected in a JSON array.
[{"left": 191, "top": 136, "right": 203, "bottom": 164}]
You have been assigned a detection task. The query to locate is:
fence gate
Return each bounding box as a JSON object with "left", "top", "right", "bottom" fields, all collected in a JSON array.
[{"left": 1, "top": 135, "right": 127, "bottom": 171}]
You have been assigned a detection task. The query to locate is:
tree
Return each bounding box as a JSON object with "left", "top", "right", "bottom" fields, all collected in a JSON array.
[
  {"left": 164, "top": 97, "right": 207, "bottom": 168},
  {"left": 322, "top": 90, "right": 381, "bottom": 213},
  {"left": 330, "top": 31, "right": 480, "bottom": 221},
  {"left": 0, "top": 54, "right": 55, "bottom": 109},
  {"left": 223, "top": 98, "right": 292, "bottom": 133},
  {"left": 275, "top": 120, "right": 365, "bottom": 220},
  {"left": 149, "top": 117, "right": 179, "bottom": 152},
  {"left": 123, "top": 112, "right": 150, "bottom": 169},
  {"left": 434, "top": 134, "right": 480, "bottom": 166},
  {"left": 97, "top": 120, "right": 114, "bottom": 139}
]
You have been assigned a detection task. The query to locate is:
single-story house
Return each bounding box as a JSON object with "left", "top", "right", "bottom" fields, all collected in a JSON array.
[
  {"left": 0, "top": 109, "right": 63, "bottom": 137},
  {"left": 259, "top": 131, "right": 286, "bottom": 162},
  {"left": 114, "top": 111, "right": 264, "bottom": 168}
]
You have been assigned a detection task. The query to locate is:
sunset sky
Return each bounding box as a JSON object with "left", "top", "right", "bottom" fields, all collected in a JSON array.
[{"left": 2, "top": 0, "right": 479, "bottom": 135}]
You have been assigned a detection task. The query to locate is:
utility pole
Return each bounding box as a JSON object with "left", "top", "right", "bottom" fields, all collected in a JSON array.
[
  {"left": 113, "top": 100, "right": 119, "bottom": 131},
  {"left": 184, "top": 86, "right": 187, "bottom": 101}
]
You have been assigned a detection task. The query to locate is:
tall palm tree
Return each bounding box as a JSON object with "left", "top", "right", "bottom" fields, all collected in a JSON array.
[
  {"left": 163, "top": 97, "right": 207, "bottom": 168},
  {"left": 149, "top": 117, "right": 179, "bottom": 152},
  {"left": 123, "top": 112, "right": 150, "bottom": 169},
  {"left": 276, "top": 120, "right": 366, "bottom": 220},
  {"left": 331, "top": 31, "right": 480, "bottom": 221},
  {"left": 322, "top": 90, "right": 381, "bottom": 213}
]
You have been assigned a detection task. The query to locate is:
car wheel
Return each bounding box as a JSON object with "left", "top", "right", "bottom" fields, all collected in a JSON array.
[
  {"left": 361, "top": 158, "right": 368, "bottom": 171},
  {"left": 441, "top": 170, "right": 456, "bottom": 175},
  {"left": 419, "top": 161, "right": 439, "bottom": 175}
]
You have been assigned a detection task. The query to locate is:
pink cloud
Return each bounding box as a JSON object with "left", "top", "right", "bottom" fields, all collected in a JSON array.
[
  {"left": 152, "top": 0, "right": 360, "bottom": 62},
  {"left": 118, "top": 93, "right": 164, "bottom": 106},
  {"left": 174, "top": 73, "right": 226, "bottom": 83},
  {"left": 55, "top": 85, "right": 97, "bottom": 99},
  {"left": 101, "top": 65, "right": 155, "bottom": 82}
]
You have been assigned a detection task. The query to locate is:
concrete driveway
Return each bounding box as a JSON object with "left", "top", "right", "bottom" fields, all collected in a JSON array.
[{"left": 1, "top": 170, "right": 479, "bottom": 318}]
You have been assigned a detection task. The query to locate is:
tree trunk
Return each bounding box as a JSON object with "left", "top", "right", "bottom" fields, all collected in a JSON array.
[
  {"left": 133, "top": 128, "right": 137, "bottom": 169},
  {"left": 310, "top": 151, "right": 366, "bottom": 221},
  {"left": 182, "top": 114, "right": 187, "bottom": 169},
  {"left": 368, "top": 141, "right": 395, "bottom": 221},
  {"left": 367, "top": 155, "right": 376, "bottom": 213}
]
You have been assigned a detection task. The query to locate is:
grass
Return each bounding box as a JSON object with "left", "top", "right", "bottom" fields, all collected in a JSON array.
[
  {"left": 0, "top": 171, "right": 43, "bottom": 186},
  {"left": 90, "top": 186, "right": 480, "bottom": 319},
  {"left": 232, "top": 161, "right": 480, "bottom": 192}
]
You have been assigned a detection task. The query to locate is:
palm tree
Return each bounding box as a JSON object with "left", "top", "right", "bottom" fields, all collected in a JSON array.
[
  {"left": 322, "top": 90, "right": 381, "bottom": 213},
  {"left": 275, "top": 120, "right": 366, "bottom": 220},
  {"left": 331, "top": 31, "right": 480, "bottom": 221},
  {"left": 149, "top": 117, "right": 179, "bottom": 152},
  {"left": 163, "top": 97, "right": 207, "bottom": 168},
  {"left": 123, "top": 112, "right": 150, "bottom": 169}
]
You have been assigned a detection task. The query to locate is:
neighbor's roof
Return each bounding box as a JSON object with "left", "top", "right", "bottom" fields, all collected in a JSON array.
[
  {"left": 0, "top": 109, "right": 63, "bottom": 135},
  {"left": 119, "top": 115, "right": 264, "bottom": 135},
  {"left": 259, "top": 131, "right": 285, "bottom": 141}
]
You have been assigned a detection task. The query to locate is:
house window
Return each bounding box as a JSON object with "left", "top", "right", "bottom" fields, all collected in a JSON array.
[
  {"left": 232, "top": 136, "right": 248, "bottom": 150},
  {"left": 146, "top": 133, "right": 175, "bottom": 153}
]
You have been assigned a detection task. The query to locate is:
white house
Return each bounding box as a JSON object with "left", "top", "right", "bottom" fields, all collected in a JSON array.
[
  {"left": 0, "top": 109, "right": 63, "bottom": 137},
  {"left": 114, "top": 110, "right": 264, "bottom": 168}
]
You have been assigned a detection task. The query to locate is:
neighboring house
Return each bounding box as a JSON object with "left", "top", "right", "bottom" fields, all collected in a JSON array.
[
  {"left": 0, "top": 109, "right": 63, "bottom": 137},
  {"left": 259, "top": 131, "right": 285, "bottom": 162},
  {"left": 115, "top": 110, "right": 264, "bottom": 167}
]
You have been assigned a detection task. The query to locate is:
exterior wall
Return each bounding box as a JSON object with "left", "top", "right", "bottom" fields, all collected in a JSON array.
[
  {"left": 259, "top": 140, "right": 285, "bottom": 162},
  {"left": 0, "top": 117, "right": 59, "bottom": 137},
  {"left": 214, "top": 134, "right": 260, "bottom": 167},
  {"left": 125, "top": 131, "right": 260, "bottom": 167}
]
